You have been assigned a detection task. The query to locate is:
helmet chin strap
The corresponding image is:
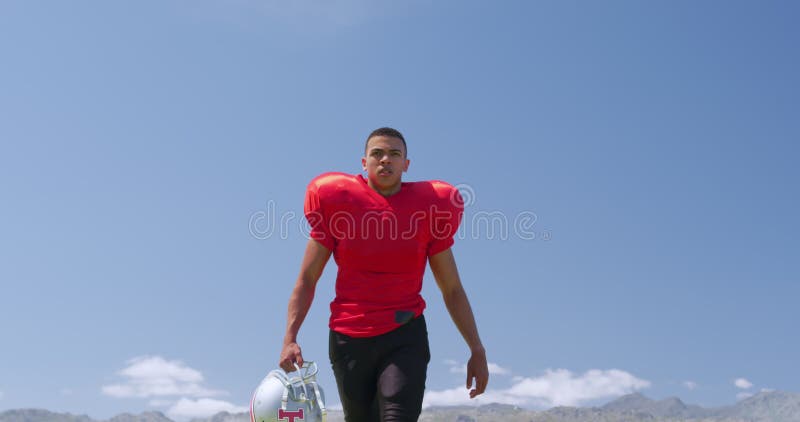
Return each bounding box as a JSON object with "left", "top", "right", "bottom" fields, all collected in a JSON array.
[
  {"left": 291, "top": 363, "right": 309, "bottom": 403},
  {"left": 310, "top": 381, "right": 327, "bottom": 420}
]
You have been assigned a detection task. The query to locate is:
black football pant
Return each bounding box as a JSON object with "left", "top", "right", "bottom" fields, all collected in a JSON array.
[{"left": 329, "top": 315, "right": 430, "bottom": 422}]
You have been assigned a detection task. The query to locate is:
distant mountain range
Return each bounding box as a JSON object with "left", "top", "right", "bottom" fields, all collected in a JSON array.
[{"left": 3, "top": 391, "right": 800, "bottom": 422}]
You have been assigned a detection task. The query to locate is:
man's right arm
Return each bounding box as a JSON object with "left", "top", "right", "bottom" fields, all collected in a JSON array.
[{"left": 279, "top": 239, "right": 332, "bottom": 372}]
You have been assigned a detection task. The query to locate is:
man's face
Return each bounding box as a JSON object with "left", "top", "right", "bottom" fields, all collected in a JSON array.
[{"left": 362, "top": 135, "right": 410, "bottom": 194}]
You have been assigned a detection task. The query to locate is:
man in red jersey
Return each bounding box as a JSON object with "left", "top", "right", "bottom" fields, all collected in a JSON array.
[{"left": 279, "top": 127, "right": 488, "bottom": 421}]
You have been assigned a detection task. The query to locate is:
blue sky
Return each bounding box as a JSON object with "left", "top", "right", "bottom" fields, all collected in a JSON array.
[{"left": 1, "top": 0, "right": 798, "bottom": 419}]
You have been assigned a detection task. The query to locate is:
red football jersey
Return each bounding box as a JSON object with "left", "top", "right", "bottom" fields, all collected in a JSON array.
[{"left": 304, "top": 172, "right": 464, "bottom": 337}]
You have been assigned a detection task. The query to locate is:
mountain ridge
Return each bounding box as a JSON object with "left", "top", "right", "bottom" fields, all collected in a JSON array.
[{"left": 3, "top": 390, "right": 800, "bottom": 422}]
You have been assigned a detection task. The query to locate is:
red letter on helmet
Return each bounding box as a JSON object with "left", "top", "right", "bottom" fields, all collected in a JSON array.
[{"left": 278, "top": 408, "right": 304, "bottom": 422}]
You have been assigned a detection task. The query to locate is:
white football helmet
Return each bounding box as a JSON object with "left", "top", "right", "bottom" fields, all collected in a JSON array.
[{"left": 250, "top": 361, "right": 327, "bottom": 422}]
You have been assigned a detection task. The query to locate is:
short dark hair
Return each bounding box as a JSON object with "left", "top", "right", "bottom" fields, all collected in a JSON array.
[{"left": 365, "top": 127, "right": 407, "bottom": 156}]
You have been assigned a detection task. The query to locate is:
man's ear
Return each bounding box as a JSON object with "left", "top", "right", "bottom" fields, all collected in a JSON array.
[
  {"left": 403, "top": 159, "right": 410, "bottom": 172},
  {"left": 361, "top": 157, "right": 367, "bottom": 171}
]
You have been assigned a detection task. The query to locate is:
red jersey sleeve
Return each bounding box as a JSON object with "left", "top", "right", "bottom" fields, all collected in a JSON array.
[
  {"left": 427, "top": 181, "right": 464, "bottom": 257},
  {"left": 304, "top": 179, "right": 336, "bottom": 251}
]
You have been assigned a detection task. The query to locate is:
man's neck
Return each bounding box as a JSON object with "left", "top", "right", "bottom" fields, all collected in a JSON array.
[{"left": 367, "top": 179, "right": 402, "bottom": 197}]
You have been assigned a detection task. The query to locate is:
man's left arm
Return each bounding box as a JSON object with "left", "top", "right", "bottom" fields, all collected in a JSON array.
[{"left": 429, "top": 248, "right": 489, "bottom": 398}]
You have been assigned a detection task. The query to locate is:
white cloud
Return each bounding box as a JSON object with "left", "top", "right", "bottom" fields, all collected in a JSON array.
[
  {"left": 424, "top": 368, "right": 650, "bottom": 409},
  {"left": 60, "top": 388, "right": 73, "bottom": 396},
  {"left": 734, "top": 378, "right": 753, "bottom": 389},
  {"left": 446, "top": 360, "right": 511, "bottom": 376},
  {"left": 506, "top": 369, "right": 651, "bottom": 408},
  {"left": 148, "top": 399, "right": 174, "bottom": 407},
  {"left": 683, "top": 381, "right": 698, "bottom": 390},
  {"left": 737, "top": 392, "right": 754, "bottom": 401},
  {"left": 0, "top": 390, "right": 4, "bottom": 399},
  {"left": 488, "top": 363, "right": 511, "bottom": 376},
  {"left": 102, "top": 356, "right": 226, "bottom": 399},
  {"left": 424, "top": 385, "right": 525, "bottom": 408},
  {"left": 167, "top": 398, "right": 248, "bottom": 420}
]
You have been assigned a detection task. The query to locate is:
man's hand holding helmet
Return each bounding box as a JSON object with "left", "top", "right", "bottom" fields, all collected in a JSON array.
[{"left": 279, "top": 341, "right": 304, "bottom": 372}]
